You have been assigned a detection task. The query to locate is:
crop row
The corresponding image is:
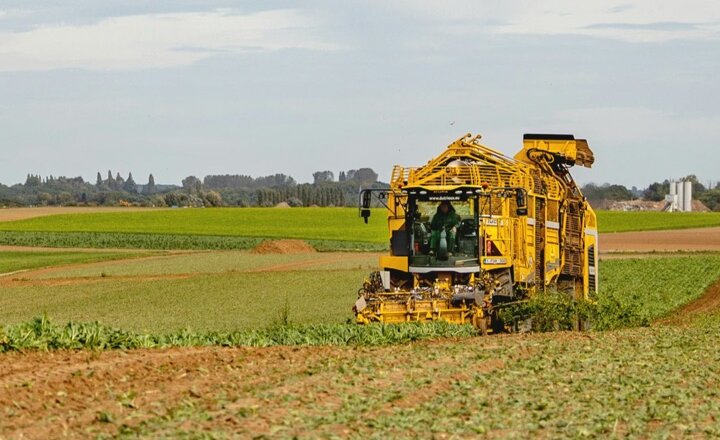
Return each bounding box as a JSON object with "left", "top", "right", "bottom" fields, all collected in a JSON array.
[
  {"left": 3, "top": 208, "right": 720, "bottom": 237},
  {"left": 0, "top": 316, "right": 478, "bottom": 352},
  {"left": 0, "top": 231, "right": 387, "bottom": 252}
]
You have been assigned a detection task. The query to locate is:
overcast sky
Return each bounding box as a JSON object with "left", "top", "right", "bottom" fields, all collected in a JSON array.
[{"left": 1, "top": 1, "right": 719, "bottom": 187}]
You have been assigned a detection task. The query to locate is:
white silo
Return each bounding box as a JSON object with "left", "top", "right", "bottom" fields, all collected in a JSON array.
[
  {"left": 675, "top": 181, "right": 684, "bottom": 212},
  {"left": 683, "top": 181, "right": 692, "bottom": 212},
  {"left": 669, "top": 181, "right": 677, "bottom": 211}
]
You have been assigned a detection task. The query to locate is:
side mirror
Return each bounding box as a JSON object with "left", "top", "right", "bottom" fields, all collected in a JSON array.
[
  {"left": 361, "top": 209, "right": 371, "bottom": 224},
  {"left": 359, "top": 190, "right": 372, "bottom": 223}
]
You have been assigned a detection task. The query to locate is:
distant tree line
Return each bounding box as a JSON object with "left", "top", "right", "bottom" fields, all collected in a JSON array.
[
  {"left": 0, "top": 168, "right": 385, "bottom": 208},
  {"left": 4, "top": 168, "right": 719, "bottom": 211},
  {"left": 200, "top": 168, "right": 381, "bottom": 207},
  {"left": 581, "top": 174, "right": 720, "bottom": 211}
]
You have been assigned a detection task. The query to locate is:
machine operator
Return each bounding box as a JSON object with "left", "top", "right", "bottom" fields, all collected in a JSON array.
[{"left": 429, "top": 201, "right": 461, "bottom": 255}]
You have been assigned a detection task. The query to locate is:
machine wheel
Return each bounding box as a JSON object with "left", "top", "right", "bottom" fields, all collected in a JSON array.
[{"left": 473, "top": 314, "right": 490, "bottom": 336}]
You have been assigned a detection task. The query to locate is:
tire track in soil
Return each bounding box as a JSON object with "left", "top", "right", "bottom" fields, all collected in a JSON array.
[
  {"left": 246, "top": 252, "right": 381, "bottom": 273},
  {"left": 0, "top": 252, "right": 380, "bottom": 288},
  {"left": 0, "top": 251, "right": 189, "bottom": 279},
  {"left": 655, "top": 278, "right": 720, "bottom": 326}
]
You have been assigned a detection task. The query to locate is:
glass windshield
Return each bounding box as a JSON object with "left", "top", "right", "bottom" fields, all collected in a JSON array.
[{"left": 410, "top": 200, "right": 478, "bottom": 260}]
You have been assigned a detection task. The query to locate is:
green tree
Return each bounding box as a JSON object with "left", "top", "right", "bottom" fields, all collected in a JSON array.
[
  {"left": 643, "top": 181, "right": 669, "bottom": 201},
  {"left": 25, "top": 174, "right": 41, "bottom": 187},
  {"left": 699, "top": 189, "right": 720, "bottom": 211},
  {"left": 312, "top": 171, "right": 334, "bottom": 184},
  {"left": 123, "top": 173, "right": 137, "bottom": 193},
  {"left": 682, "top": 175, "right": 707, "bottom": 197},
  {"left": 107, "top": 170, "right": 119, "bottom": 190},
  {"left": 202, "top": 190, "right": 223, "bottom": 207},
  {"left": 182, "top": 176, "right": 202, "bottom": 194},
  {"left": 143, "top": 174, "right": 156, "bottom": 195},
  {"left": 347, "top": 168, "right": 378, "bottom": 185}
]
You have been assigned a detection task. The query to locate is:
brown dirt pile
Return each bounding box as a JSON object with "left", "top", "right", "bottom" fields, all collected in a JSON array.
[{"left": 250, "top": 239, "right": 316, "bottom": 254}]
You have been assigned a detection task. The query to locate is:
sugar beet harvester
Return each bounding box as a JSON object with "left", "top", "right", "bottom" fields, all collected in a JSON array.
[{"left": 355, "top": 133, "right": 598, "bottom": 333}]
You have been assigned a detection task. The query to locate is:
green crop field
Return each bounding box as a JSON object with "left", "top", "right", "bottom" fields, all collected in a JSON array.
[
  {"left": 1, "top": 208, "right": 719, "bottom": 252},
  {"left": 0, "top": 207, "right": 389, "bottom": 242},
  {"left": 593, "top": 255, "right": 720, "bottom": 328},
  {"left": 1, "top": 251, "right": 718, "bottom": 333},
  {"left": 2, "top": 249, "right": 720, "bottom": 438},
  {"left": 0, "top": 251, "right": 378, "bottom": 332},
  {"left": 597, "top": 210, "right": 720, "bottom": 233}
]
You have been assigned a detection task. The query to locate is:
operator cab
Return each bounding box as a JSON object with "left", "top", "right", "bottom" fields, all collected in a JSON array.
[
  {"left": 359, "top": 185, "right": 528, "bottom": 274},
  {"left": 403, "top": 188, "right": 480, "bottom": 273}
]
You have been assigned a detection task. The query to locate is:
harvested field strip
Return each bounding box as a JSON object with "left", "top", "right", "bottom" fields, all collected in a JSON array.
[
  {"left": 11, "top": 251, "right": 379, "bottom": 281},
  {"left": 3, "top": 274, "right": 194, "bottom": 288},
  {"left": 0, "top": 250, "right": 151, "bottom": 275},
  {"left": 601, "top": 227, "right": 720, "bottom": 252},
  {"left": 0, "top": 206, "right": 168, "bottom": 222},
  {"left": 0, "top": 255, "right": 377, "bottom": 288}
]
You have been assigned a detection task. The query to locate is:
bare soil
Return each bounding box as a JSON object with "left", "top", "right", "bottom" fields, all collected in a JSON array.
[
  {"left": 2, "top": 228, "right": 720, "bottom": 437},
  {"left": 250, "top": 239, "right": 316, "bottom": 254},
  {"left": 0, "top": 335, "right": 540, "bottom": 438},
  {"left": 0, "top": 207, "right": 166, "bottom": 222},
  {"left": 600, "top": 227, "right": 720, "bottom": 252}
]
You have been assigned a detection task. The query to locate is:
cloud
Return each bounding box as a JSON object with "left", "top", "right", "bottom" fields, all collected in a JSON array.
[
  {"left": 0, "top": 9, "right": 337, "bottom": 72},
  {"left": 375, "top": 0, "right": 720, "bottom": 42},
  {"left": 585, "top": 22, "right": 700, "bottom": 31},
  {"left": 530, "top": 106, "right": 720, "bottom": 185},
  {"left": 545, "top": 107, "right": 720, "bottom": 141}
]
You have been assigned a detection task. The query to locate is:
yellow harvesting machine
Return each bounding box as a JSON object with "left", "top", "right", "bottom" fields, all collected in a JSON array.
[{"left": 355, "top": 133, "right": 598, "bottom": 333}]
